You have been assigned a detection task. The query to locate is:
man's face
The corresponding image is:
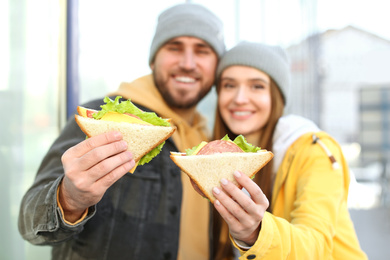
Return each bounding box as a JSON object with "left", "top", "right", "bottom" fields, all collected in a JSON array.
[{"left": 150, "top": 36, "right": 218, "bottom": 109}]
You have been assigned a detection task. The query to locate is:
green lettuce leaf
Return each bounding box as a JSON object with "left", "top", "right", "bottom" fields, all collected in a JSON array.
[
  {"left": 232, "top": 135, "right": 262, "bottom": 153},
  {"left": 93, "top": 96, "right": 171, "bottom": 165},
  {"left": 139, "top": 142, "right": 165, "bottom": 165},
  {"left": 185, "top": 142, "right": 206, "bottom": 155},
  {"left": 224, "top": 135, "right": 263, "bottom": 180},
  {"left": 222, "top": 134, "right": 262, "bottom": 152},
  {"left": 185, "top": 145, "right": 198, "bottom": 156},
  {"left": 93, "top": 96, "right": 170, "bottom": 127}
]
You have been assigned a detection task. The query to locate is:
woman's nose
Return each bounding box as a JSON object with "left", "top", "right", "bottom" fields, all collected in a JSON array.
[{"left": 234, "top": 86, "right": 249, "bottom": 104}]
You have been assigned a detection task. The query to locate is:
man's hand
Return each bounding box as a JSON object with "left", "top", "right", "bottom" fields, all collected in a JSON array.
[
  {"left": 59, "top": 131, "right": 135, "bottom": 222},
  {"left": 212, "top": 170, "right": 269, "bottom": 246}
]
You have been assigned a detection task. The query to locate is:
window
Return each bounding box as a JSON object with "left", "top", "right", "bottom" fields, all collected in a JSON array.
[{"left": 1, "top": 0, "right": 63, "bottom": 259}]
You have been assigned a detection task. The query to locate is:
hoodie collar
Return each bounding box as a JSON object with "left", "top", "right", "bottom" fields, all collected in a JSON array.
[
  {"left": 272, "top": 115, "right": 320, "bottom": 173},
  {"left": 109, "top": 74, "right": 209, "bottom": 152}
]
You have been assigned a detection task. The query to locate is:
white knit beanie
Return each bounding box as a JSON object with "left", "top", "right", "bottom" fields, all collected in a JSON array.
[
  {"left": 216, "top": 41, "right": 291, "bottom": 104},
  {"left": 149, "top": 3, "right": 225, "bottom": 64}
]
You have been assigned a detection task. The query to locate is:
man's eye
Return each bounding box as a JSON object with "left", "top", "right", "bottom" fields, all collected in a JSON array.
[
  {"left": 196, "top": 48, "right": 212, "bottom": 55},
  {"left": 168, "top": 47, "right": 180, "bottom": 51}
]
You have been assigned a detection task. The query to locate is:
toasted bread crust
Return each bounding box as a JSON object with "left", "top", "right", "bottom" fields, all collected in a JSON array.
[{"left": 75, "top": 114, "right": 176, "bottom": 162}]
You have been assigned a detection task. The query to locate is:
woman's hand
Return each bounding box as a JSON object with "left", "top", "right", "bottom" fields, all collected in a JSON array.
[{"left": 213, "top": 170, "right": 269, "bottom": 246}]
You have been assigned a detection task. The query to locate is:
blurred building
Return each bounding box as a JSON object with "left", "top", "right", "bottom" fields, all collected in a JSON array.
[
  {"left": 359, "top": 85, "right": 390, "bottom": 164},
  {"left": 287, "top": 25, "right": 390, "bottom": 165}
]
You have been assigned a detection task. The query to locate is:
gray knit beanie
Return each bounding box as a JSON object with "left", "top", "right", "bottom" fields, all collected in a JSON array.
[
  {"left": 216, "top": 41, "right": 290, "bottom": 103},
  {"left": 149, "top": 3, "right": 225, "bottom": 64}
]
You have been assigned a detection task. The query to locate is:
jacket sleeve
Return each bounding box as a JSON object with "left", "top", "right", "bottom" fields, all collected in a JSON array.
[
  {"left": 18, "top": 111, "right": 98, "bottom": 245},
  {"left": 236, "top": 134, "right": 350, "bottom": 259}
]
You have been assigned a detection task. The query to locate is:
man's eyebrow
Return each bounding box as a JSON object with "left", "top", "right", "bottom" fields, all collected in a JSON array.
[
  {"left": 165, "top": 40, "right": 182, "bottom": 45},
  {"left": 194, "top": 42, "right": 214, "bottom": 50},
  {"left": 164, "top": 39, "right": 213, "bottom": 51},
  {"left": 196, "top": 42, "right": 211, "bottom": 47},
  {"left": 167, "top": 39, "right": 211, "bottom": 46}
]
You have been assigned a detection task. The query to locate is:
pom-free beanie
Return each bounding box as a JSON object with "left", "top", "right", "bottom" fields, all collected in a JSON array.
[
  {"left": 216, "top": 41, "right": 290, "bottom": 103},
  {"left": 149, "top": 3, "right": 225, "bottom": 64}
]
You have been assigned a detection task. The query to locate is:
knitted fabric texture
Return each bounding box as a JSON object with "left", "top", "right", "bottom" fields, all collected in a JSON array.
[
  {"left": 216, "top": 41, "right": 290, "bottom": 103},
  {"left": 149, "top": 3, "right": 225, "bottom": 64}
]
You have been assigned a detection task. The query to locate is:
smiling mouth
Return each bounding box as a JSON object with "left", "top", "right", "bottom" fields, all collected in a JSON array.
[
  {"left": 232, "top": 111, "right": 252, "bottom": 116},
  {"left": 174, "top": 76, "right": 196, "bottom": 83}
]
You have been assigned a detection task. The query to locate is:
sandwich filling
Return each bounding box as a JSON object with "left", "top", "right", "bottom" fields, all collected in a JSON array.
[
  {"left": 77, "top": 96, "right": 173, "bottom": 167},
  {"left": 185, "top": 135, "right": 263, "bottom": 156}
]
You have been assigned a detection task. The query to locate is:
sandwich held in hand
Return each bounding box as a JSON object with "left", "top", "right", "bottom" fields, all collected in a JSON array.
[
  {"left": 75, "top": 96, "right": 176, "bottom": 172},
  {"left": 170, "top": 135, "right": 273, "bottom": 202}
]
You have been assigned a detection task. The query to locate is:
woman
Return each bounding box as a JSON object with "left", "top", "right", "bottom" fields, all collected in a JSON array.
[{"left": 211, "top": 41, "right": 367, "bottom": 259}]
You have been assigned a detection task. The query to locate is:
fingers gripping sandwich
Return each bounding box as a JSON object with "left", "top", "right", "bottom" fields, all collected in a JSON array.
[
  {"left": 75, "top": 96, "right": 176, "bottom": 173},
  {"left": 170, "top": 135, "right": 273, "bottom": 202}
]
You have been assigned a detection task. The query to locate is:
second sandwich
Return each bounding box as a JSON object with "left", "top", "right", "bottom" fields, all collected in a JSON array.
[{"left": 170, "top": 135, "right": 273, "bottom": 202}]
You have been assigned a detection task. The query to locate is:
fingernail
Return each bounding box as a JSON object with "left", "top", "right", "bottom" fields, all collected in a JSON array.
[
  {"left": 215, "top": 200, "right": 221, "bottom": 206},
  {"left": 213, "top": 187, "right": 220, "bottom": 195},
  {"left": 113, "top": 131, "right": 122, "bottom": 139},
  {"left": 121, "top": 141, "right": 128, "bottom": 149},
  {"left": 234, "top": 170, "right": 241, "bottom": 177},
  {"left": 126, "top": 151, "right": 133, "bottom": 159},
  {"left": 128, "top": 160, "right": 136, "bottom": 169},
  {"left": 220, "top": 178, "right": 228, "bottom": 185}
]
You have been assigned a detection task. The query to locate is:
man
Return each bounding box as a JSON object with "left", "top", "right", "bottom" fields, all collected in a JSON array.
[{"left": 18, "top": 3, "right": 227, "bottom": 260}]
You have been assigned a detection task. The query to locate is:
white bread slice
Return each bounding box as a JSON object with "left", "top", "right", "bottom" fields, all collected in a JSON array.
[
  {"left": 170, "top": 151, "right": 273, "bottom": 202},
  {"left": 75, "top": 114, "right": 176, "bottom": 162}
]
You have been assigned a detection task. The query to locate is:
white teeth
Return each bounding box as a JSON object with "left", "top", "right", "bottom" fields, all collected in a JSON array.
[
  {"left": 175, "top": 76, "right": 196, "bottom": 83},
  {"left": 233, "top": 111, "right": 251, "bottom": 116}
]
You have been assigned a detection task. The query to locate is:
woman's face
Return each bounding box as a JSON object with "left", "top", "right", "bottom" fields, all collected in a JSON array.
[{"left": 218, "top": 65, "right": 272, "bottom": 136}]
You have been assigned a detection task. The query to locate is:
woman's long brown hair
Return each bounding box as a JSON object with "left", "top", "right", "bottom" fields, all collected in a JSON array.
[{"left": 212, "top": 78, "right": 285, "bottom": 259}]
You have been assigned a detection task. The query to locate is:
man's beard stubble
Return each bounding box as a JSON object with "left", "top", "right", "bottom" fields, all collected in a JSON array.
[{"left": 153, "top": 72, "right": 212, "bottom": 109}]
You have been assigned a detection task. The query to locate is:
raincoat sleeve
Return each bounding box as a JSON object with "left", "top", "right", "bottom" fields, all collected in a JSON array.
[{"left": 232, "top": 134, "right": 365, "bottom": 259}]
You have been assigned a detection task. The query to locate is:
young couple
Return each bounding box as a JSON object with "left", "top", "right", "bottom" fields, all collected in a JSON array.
[{"left": 19, "top": 3, "right": 367, "bottom": 260}]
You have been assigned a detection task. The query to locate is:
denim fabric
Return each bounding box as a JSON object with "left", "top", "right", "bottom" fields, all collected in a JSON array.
[{"left": 19, "top": 98, "right": 183, "bottom": 260}]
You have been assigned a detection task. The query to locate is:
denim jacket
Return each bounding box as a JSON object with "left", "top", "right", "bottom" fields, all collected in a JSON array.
[{"left": 18, "top": 98, "right": 185, "bottom": 260}]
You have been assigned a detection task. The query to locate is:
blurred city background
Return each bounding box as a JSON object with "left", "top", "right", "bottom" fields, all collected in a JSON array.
[{"left": 1, "top": 0, "right": 389, "bottom": 259}]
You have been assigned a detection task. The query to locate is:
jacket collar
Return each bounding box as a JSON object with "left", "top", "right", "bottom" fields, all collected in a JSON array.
[{"left": 272, "top": 115, "right": 320, "bottom": 174}]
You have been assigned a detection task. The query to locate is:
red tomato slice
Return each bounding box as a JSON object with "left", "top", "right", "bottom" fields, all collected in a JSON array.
[{"left": 86, "top": 110, "right": 96, "bottom": 118}]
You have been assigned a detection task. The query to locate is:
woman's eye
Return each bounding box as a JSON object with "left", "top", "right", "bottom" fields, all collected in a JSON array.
[
  {"left": 222, "top": 83, "right": 235, "bottom": 89},
  {"left": 253, "top": 84, "right": 264, "bottom": 89}
]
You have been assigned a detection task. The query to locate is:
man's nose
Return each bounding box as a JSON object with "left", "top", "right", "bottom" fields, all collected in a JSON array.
[{"left": 179, "top": 50, "right": 196, "bottom": 71}]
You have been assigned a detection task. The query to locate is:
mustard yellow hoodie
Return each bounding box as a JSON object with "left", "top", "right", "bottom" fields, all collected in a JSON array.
[
  {"left": 110, "top": 74, "right": 211, "bottom": 260},
  {"left": 233, "top": 117, "right": 367, "bottom": 259}
]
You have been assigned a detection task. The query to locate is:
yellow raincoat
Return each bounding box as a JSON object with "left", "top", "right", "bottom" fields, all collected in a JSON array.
[{"left": 234, "top": 131, "right": 367, "bottom": 259}]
